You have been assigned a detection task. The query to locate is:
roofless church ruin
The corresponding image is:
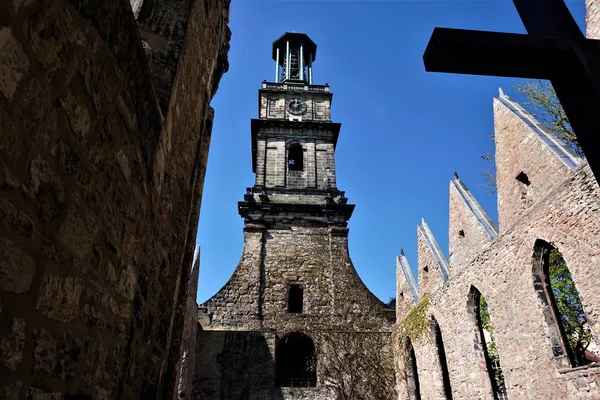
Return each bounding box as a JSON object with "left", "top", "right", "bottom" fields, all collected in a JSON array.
[{"left": 2, "top": 0, "right": 600, "bottom": 399}]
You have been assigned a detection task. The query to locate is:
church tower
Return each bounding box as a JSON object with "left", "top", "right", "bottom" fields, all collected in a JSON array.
[{"left": 195, "top": 33, "right": 394, "bottom": 400}]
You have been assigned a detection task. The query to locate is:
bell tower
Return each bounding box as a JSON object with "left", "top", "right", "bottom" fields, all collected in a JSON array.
[
  {"left": 197, "top": 32, "right": 393, "bottom": 399},
  {"left": 242, "top": 32, "right": 352, "bottom": 220}
]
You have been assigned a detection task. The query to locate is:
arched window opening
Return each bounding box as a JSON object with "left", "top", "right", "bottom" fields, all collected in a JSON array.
[
  {"left": 288, "top": 143, "right": 303, "bottom": 171},
  {"left": 276, "top": 332, "right": 317, "bottom": 387},
  {"left": 430, "top": 317, "right": 453, "bottom": 399},
  {"left": 405, "top": 338, "right": 422, "bottom": 400},
  {"left": 532, "top": 240, "right": 599, "bottom": 368},
  {"left": 468, "top": 286, "right": 508, "bottom": 400}
]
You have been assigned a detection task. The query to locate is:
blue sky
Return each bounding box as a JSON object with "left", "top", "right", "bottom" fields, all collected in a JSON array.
[{"left": 196, "top": 0, "right": 586, "bottom": 304}]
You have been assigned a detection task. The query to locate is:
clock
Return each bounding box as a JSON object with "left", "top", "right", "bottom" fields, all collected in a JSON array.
[{"left": 286, "top": 98, "right": 308, "bottom": 115}]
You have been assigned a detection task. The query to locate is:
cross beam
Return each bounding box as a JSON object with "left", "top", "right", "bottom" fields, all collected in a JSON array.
[{"left": 423, "top": 0, "right": 600, "bottom": 183}]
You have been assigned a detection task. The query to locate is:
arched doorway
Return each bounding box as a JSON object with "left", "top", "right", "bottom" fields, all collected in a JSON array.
[{"left": 276, "top": 332, "right": 317, "bottom": 387}]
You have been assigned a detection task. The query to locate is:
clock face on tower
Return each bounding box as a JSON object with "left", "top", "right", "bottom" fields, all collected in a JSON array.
[{"left": 286, "top": 98, "right": 308, "bottom": 115}]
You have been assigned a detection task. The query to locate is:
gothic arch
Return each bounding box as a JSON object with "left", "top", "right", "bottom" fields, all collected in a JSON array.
[
  {"left": 275, "top": 331, "right": 317, "bottom": 387},
  {"left": 531, "top": 239, "right": 596, "bottom": 368},
  {"left": 404, "top": 337, "right": 422, "bottom": 400},
  {"left": 430, "top": 316, "right": 452, "bottom": 399},
  {"left": 467, "top": 286, "right": 508, "bottom": 400}
]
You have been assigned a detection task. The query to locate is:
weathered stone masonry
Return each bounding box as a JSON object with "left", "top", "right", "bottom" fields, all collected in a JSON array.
[
  {"left": 0, "top": 0, "right": 230, "bottom": 398},
  {"left": 395, "top": 89, "right": 600, "bottom": 400},
  {"left": 194, "top": 33, "right": 395, "bottom": 400}
]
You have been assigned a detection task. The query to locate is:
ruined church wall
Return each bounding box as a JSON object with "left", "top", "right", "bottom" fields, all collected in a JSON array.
[
  {"left": 173, "top": 247, "right": 201, "bottom": 400},
  {"left": 0, "top": 0, "right": 230, "bottom": 398},
  {"left": 395, "top": 102, "right": 600, "bottom": 399}
]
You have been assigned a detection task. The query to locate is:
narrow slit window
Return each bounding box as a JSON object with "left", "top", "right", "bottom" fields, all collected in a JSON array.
[
  {"left": 288, "top": 143, "right": 303, "bottom": 171},
  {"left": 288, "top": 284, "right": 303, "bottom": 313}
]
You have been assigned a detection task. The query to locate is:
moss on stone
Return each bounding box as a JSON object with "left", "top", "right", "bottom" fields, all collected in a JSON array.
[{"left": 400, "top": 293, "right": 430, "bottom": 343}]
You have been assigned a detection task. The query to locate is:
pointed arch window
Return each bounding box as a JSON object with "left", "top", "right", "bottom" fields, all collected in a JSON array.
[
  {"left": 288, "top": 143, "right": 304, "bottom": 171},
  {"left": 430, "top": 316, "right": 453, "bottom": 399},
  {"left": 405, "top": 338, "right": 422, "bottom": 400},
  {"left": 467, "top": 286, "right": 508, "bottom": 400},
  {"left": 532, "top": 240, "right": 598, "bottom": 368}
]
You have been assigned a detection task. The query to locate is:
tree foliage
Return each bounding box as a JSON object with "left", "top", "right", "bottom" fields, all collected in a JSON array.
[
  {"left": 548, "top": 249, "right": 593, "bottom": 360},
  {"left": 319, "top": 331, "right": 395, "bottom": 400},
  {"left": 515, "top": 81, "right": 582, "bottom": 157},
  {"left": 400, "top": 293, "right": 431, "bottom": 343}
]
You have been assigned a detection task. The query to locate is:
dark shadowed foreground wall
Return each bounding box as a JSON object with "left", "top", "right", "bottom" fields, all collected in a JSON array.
[{"left": 0, "top": 0, "right": 230, "bottom": 398}]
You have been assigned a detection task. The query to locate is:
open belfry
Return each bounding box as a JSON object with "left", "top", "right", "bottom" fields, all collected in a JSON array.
[{"left": 192, "top": 32, "right": 396, "bottom": 399}]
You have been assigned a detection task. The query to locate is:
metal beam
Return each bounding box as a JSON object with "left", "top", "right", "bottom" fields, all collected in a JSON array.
[{"left": 424, "top": 28, "right": 573, "bottom": 79}]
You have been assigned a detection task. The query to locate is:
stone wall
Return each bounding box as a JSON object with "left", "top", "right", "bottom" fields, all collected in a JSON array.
[
  {"left": 586, "top": 0, "right": 600, "bottom": 40},
  {"left": 201, "top": 223, "right": 391, "bottom": 332},
  {"left": 194, "top": 329, "right": 394, "bottom": 400},
  {"left": 394, "top": 90, "right": 600, "bottom": 399},
  {"left": 194, "top": 330, "right": 284, "bottom": 399},
  {"left": 174, "top": 246, "right": 201, "bottom": 400},
  {"left": 0, "top": 0, "right": 230, "bottom": 398}
]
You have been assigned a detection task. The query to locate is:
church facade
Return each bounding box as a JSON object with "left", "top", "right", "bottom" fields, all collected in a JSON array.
[{"left": 191, "top": 33, "right": 395, "bottom": 400}]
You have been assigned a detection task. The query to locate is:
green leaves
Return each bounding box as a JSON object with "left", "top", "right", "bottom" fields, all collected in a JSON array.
[
  {"left": 549, "top": 249, "right": 592, "bottom": 353},
  {"left": 515, "top": 81, "right": 583, "bottom": 157}
]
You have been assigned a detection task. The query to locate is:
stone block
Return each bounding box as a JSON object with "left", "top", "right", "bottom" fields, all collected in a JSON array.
[
  {"left": 26, "top": 387, "right": 62, "bottom": 400},
  {"left": 116, "top": 264, "right": 136, "bottom": 300},
  {"left": 57, "top": 206, "right": 97, "bottom": 260},
  {"left": 0, "top": 103, "right": 25, "bottom": 162},
  {"left": 0, "top": 318, "right": 26, "bottom": 370},
  {"left": 33, "top": 328, "right": 57, "bottom": 374},
  {"left": 25, "top": 156, "right": 66, "bottom": 222},
  {"left": 36, "top": 275, "right": 84, "bottom": 323},
  {"left": 0, "top": 197, "right": 35, "bottom": 238},
  {"left": 59, "top": 91, "right": 91, "bottom": 143},
  {"left": 0, "top": 236, "right": 35, "bottom": 293},
  {"left": 0, "top": 27, "right": 29, "bottom": 101},
  {"left": 23, "top": 3, "right": 85, "bottom": 81},
  {"left": 0, "top": 380, "right": 22, "bottom": 400}
]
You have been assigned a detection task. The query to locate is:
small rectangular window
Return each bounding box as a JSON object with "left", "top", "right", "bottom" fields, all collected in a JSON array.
[{"left": 288, "top": 284, "right": 303, "bottom": 313}]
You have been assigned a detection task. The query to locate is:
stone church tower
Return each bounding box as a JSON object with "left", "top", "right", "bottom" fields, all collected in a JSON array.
[{"left": 193, "top": 33, "right": 395, "bottom": 399}]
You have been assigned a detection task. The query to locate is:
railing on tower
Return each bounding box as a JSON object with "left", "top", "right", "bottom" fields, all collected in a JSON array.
[{"left": 262, "top": 82, "right": 329, "bottom": 92}]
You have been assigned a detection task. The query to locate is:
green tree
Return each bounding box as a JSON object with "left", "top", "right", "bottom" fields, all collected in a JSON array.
[
  {"left": 480, "top": 80, "right": 584, "bottom": 195},
  {"left": 549, "top": 249, "right": 592, "bottom": 360},
  {"left": 515, "top": 81, "right": 582, "bottom": 157}
]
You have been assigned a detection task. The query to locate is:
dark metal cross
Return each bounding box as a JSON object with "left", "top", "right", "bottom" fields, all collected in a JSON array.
[{"left": 423, "top": 0, "right": 600, "bottom": 183}]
